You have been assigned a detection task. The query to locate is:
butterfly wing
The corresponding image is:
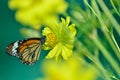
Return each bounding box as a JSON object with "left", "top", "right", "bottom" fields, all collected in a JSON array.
[
  {"left": 18, "top": 38, "right": 42, "bottom": 65},
  {"left": 6, "top": 41, "right": 20, "bottom": 57},
  {"left": 6, "top": 36, "right": 46, "bottom": 65}
]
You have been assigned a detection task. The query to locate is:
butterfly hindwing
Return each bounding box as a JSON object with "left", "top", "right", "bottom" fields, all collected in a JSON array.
[
  {"left": 6, "top": 36, "right": 46, "bottom": 65},
  {"left": 18, "top": 38, "right": 42, "bottom": 65}
]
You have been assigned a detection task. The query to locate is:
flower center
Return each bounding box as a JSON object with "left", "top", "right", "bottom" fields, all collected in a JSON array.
[{"left": 45, "top": 33, "right": 58, "bottom": 48}]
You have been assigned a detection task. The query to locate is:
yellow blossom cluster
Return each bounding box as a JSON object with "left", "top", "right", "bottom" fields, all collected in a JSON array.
[
  {"left": 8, "top": 0, "right": 68, "bottom": 30},
  {"left": 38, "top": 55, "right": 98, "bottom": 80}
]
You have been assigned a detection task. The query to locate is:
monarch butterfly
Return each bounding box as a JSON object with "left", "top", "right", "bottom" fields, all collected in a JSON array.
[{"left": 6, "top": 36, "right": 46, "bottom": 65}]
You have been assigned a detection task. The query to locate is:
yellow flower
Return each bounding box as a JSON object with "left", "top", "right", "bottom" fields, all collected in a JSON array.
[
  {"left": 38, "top": 55, "right": 98, "bottom": 80},
  {"left": 42, "top": 16, "right": 76, "bottom": 61},
  {"left": 8, "top": 0, "right": 68, "bottom": 30}
]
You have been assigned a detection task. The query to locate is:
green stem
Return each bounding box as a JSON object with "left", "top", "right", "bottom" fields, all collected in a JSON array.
[
  {"left": 90, "top": 34, "right": 120, "bottom": 75},
  {"left": 85, "top": 0, "right": 120, "bottom": 61},
  {"left": 97, "top": 0, "right": 120, "bottom": 35},
  {"left": 110, "top": 0, "right": 120, "bottom": 16},
  {"left": 75, "top": 39, "right": 111, "bottom": 80},
  {"left": 111, "top": 33, "right": 120, "bottom": 59},
  {"left": 103, "top": 29, "right": 120, "bottom": 61},
  {"left": 94, "top": 0, "right": 120, "bottom": 61}
]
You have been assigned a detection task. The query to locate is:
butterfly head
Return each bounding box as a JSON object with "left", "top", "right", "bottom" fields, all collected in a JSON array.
[{"left": 41, "top": 36, "right": 46, "bottom": 45}]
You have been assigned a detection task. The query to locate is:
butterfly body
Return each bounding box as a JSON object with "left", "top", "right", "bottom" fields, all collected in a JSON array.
[{"left": 6, "top": 36, "right": 46, "bottom": 65}]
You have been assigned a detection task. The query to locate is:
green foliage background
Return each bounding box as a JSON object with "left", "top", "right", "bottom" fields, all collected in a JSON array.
[
  {"left": 0, "top": 0, "right": 47, "bottom": 80},
  {"left": 0, "top": 0, "right": 120, "bottom": 80}
]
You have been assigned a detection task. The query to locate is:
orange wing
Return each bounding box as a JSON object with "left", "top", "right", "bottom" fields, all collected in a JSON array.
[
  {"left": 18, "top": 39, "right": 42, "bottom": 65},
  {"left": 6, "top": 36, "right": 46, "bottom": 65}
]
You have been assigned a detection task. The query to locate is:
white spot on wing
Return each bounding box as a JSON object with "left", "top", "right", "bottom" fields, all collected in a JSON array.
[{"left": 12, "top": 41, "right": 19, "bottom": 56}]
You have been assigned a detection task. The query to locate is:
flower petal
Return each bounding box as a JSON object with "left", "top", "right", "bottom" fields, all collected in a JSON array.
[
  {"left": 66, "top": 16, "right": 70, "bottom": 27},
  {"left": 62, "top": 45, "right": 72, "bottom": 60},
  {"left": 42, "top": 27, "right": 53, "bottom": 35},
  {"left": 61, "top": 17, "right": 66, "bottom": 26},
  {"left": 46, "top": 43, "right": 61, "bottom": 59},
  {"left": 69, "top": 24, "right": 76, "bottom": 36}
]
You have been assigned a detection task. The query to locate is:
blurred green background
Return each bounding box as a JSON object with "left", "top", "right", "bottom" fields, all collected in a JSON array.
[
  {"left": 0, "top": 0, "right": 45, "bottom": 80},
  {"left": 1, "top": 0, "right": 120, "bottom": 80}
]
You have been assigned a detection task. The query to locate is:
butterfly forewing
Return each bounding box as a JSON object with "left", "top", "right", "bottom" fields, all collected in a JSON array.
[
  {"left": 6, "top": 36, "right": 46, "bottom": 65},
  {"left": 6, "top": 43, "right": 14, "bottom": 54},
  {"left": 6, "top": 41, "right": 19, "bottom": 57}
]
